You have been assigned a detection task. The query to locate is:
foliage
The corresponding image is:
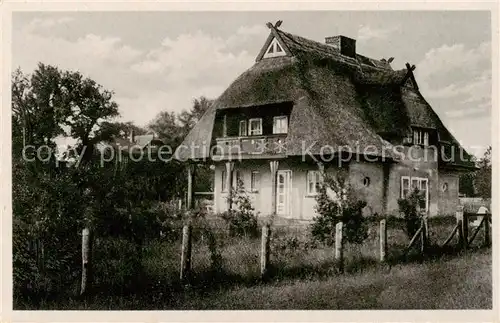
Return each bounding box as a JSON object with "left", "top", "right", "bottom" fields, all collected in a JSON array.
[
  {"left": 459, "top": 171, "right": 476, "bottom": 197},
  {"left": 12, "top": 159, "right": 83, "bottom": 298},
  {"left": 11, "top": 64, "right": 215, "bottom": 301},
  {"left": 397, "top": 188, "right": 424, "bottom": 239},
  {"left": 271, "top": 234, "right": 318, "bottom": 256},
  {"left": 177, "top": 96, "right": 214, "bottom": 132},
  {"left": 93, "top": 237, "right": 144, "bottom": 294},
  {"left": 220, "top": 179, "right": 258, "bottom": 238},
  {"left": 311, "top": 171, "right": 368, "bottom": 246},
  {"left": 475, "top": 146, "right": 491, "bottom": 199},
  {"left": 12, "top": 64, "right": 119, "bottom": 162},
  {"left": 458, "top": 146, "right": 491, "bottom": 199}
]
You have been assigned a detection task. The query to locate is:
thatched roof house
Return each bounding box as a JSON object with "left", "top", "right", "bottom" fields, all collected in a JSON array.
[{"left": 176, "top": 21, "right": 475, "bottom": 219}]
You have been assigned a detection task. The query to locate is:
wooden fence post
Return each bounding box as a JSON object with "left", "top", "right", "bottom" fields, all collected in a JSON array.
[
  {"left": 420, "top": 217, "right": 428, "bottom": 254},
  {"left": 260, "top": 224, "right": 270, "bottom": 279},
  {"left": 457, "top": 218, "right": 464, "bottom": 248},
  {"left": 379, "top": 219, "right": 387, "bottom": 262},
  {"left": 483, "top": 214, "right": 491, "bottom": 247},
  {"left": 80, "top": 227, "right": 92, "bottom": 296},
  {"left": 456, "top": 206, "right": 465, "bottom": 249},
  {"left": 180, "top": 224, "right": 192, "bottom": 282},
  {"left": 462, "top": 213, "right": 469, "bottom": 249},
  {"left": 335, "top": 221, "right": 344, "bottom": 273}
]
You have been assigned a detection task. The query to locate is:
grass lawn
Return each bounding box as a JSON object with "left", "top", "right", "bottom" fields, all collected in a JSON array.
[
  {"left": 30, "top": 247, "right": 491, "bottom": 310},
  {"left": 15, "top": 216, "right": 491, "bottom": 310},
  {"left": 170, "top": 248, "right": 492, "bottom": 310}
]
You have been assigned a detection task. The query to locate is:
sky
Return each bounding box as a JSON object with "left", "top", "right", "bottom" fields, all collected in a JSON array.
[{"left": 12, "top": 11, "right": 492, "bottom": 157}]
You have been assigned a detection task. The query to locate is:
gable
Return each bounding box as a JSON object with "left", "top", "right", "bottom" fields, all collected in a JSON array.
[
  {"left": 263, "top": 37, "right": 286, "bottom": 59},
  {"left": 255, "top": 27, "right": 292, "bottom": 62}
]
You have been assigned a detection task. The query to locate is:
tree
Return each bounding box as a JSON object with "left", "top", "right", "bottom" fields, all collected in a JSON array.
[
  {"left": 147, "top": 111, "right": 181, "bottom": 147},
  {"left": 12, "top": 66, "right": 67, "bottom": 155},
  {"left": 475, "top": 146, "right": 492, "bottom": 199},
  {"left": 177, "top": 96, "right": 213, "bottom": 133},
  {"left": 97, "top": 121, "right": 147, "bottom": 142},
  {"left": 59, "top": 68, "right": 119, "bottom": 161},
  {"left": 459, "top": 171, "right": 476, "bottom": 197},
  {"left": 12, "top": 64, "right": 120, "bottom": 162}
]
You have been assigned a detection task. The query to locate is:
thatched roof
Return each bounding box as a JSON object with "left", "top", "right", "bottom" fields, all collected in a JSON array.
[{"left": 175, "top": 24, "right": 473, "bottom": 168}]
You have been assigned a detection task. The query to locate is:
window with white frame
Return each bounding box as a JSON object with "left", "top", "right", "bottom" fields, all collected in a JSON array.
[
  {"left": 239, "top": 120, "right": 247, "bottom": 136},
  {"left": 250, "top": 171, "right": 260, "bottom": 192},
  {"left": 222, "top": 115, "right": 227, "bottom": 137},
  {"left": 307, "top": 170, "right": 322, "bottom": 195},
  {"left": 413, "top": 129, "right": 429, "bottom": 146},
  {"left": 248, "top": 118, "right": 263, "bottom": 136},
  {"left": 401, "top": 176, "right": 429, "bottom": 211},
  {"left": 273, "top": 116, "right": 288, "bottom": 134}
]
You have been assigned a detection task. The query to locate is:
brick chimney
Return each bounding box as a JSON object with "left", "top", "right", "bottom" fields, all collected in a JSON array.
[{"left": 325, "top": 35, "right": 356, "bottom": 58}]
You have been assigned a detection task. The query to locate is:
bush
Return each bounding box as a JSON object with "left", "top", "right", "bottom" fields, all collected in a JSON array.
[
  {"left": 310, "top": 172, "right": 368, "bottom": 246},
  {"left": 12, "top": 162, "right": 83, "bottom": 301},
  {"left": 220, "top": 180, "right": 258, "bottom": 238},
  {"left": 397, "top": 188, "right": 424, "bottom": 239}
]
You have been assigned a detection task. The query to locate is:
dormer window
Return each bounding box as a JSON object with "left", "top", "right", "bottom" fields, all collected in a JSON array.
[
  {"left": 239, "top": 120, "right": 247, "bottom": 136},
  {"left": 413, "top": 129, "right": 429, "bottom": 146},
  {"left": 263, "top": 38, "right": 286, "bottom": 59},
  {"left": 248, "top": 118, "right": 263, "bottom": 136},
  {"left": 273, "top": 116, "right": 288, "bottom": 134}
]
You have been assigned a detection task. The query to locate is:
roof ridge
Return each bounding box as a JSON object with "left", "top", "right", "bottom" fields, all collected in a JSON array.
[{"left": 275, "top": 28, "right": 392, "bottom": 71}]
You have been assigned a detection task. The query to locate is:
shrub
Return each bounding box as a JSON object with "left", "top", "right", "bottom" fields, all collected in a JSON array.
[
  {"left": 12, "top": 163, "right": 83, "bottom": 301},
  {"left": 397, "top": 188, "right": 424, "bottom": 239},
  {"left": 220, "top": 179, "right": 258, "bottom": 238},
  {"left": 311, "top": 171, "right": 368, "bottom": 246}
]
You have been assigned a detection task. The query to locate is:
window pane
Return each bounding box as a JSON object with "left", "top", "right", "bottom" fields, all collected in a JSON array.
[
  {"left": 222, "top": 171, "right": 227, "bottom": 191},
  {"left": 239, "top": 121, "right": 247, "bottom": 136},
  {"left": 411, "top": 179, "right": 419, "bottom": 190},
  {"left": 250, "top": 119, "right": 262, "bottom": 135},
  {"left": 307, "top": 171, "right": 313, "bottom": 194},
  {"left": 273, "top": 116, "right": 288, "bottom": 134},
  {"left": 402, "top": 178, "right": 409, "bottom": 189}
]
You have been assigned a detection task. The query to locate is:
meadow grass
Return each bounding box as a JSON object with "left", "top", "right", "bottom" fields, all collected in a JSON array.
[{"left": 15, "top": 216, "right": 491, "bottom": 309}]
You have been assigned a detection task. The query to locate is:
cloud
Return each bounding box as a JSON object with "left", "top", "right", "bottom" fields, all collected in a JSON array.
[
  {"left": 416, "top": 42, "right": 491, "bottom": 120},
  {"left": 26, "top": 16, "right": 75, "bottom": 31},
  {"left": 13, "top": 17, "right": 267, "bottom": 128},
  {"left": 357, "top": 24, "right": 397, "bottom": 41},
  {"left": 417, "top": 42, "right": 490, "bottom": 81}
]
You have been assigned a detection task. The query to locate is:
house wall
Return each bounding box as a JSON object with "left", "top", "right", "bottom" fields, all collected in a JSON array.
[
  {"left": 214, "top": 159, "right": 341, "bottom": 220},
  {"left": 438, "top": 172, "right": 459, "bottom": 216},
  {"left": 213, "top": 145, "right": 461, "bottom": 219},
  {"left": 385, "top": 145, "right": 440, "bottom": 216},
  {"left": 348, "top": 160, "right": 386, "bottom": 216}
]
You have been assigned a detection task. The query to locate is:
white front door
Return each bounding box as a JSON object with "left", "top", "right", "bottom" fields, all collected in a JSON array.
[{"left": 276, "top": 170, "right": 292, "bottom": 217}]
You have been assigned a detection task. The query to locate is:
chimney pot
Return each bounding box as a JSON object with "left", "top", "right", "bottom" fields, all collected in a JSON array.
[{"left": 325, "top": 35, "right": 356, "bottom": 58}]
